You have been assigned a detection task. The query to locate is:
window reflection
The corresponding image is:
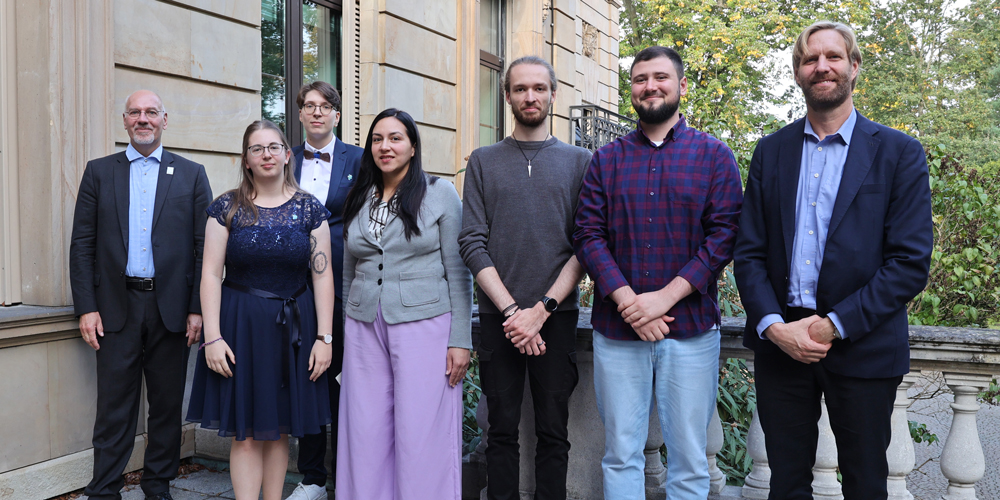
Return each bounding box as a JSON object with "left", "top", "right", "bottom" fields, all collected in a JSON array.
[{"left": 262, "top": 0, "right": 286, "bottom": 131}]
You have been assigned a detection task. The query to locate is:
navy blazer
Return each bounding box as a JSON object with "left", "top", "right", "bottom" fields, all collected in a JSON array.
[
  {"left": 733, "top": 113, "right": 933, "bottom": 378},
  {"left": 69, "top": 150, "right": 213, "bottom": 333},
  {"left": 292, "top": 139, "right": 363, "bottom": 299}
]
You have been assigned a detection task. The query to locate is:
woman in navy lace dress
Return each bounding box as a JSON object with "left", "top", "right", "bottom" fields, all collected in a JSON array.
[{"left": 187, "top": 120, "right": 335, "bottom": 500}]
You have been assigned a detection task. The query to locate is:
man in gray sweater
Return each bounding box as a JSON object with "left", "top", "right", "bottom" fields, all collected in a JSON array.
[{"left": 459, "top": 56, "right": 592, "bottom": 500}]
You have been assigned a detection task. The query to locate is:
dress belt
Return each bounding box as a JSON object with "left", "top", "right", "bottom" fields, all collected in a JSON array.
[{"left": 223, "top": 280, "right": 308, "bottom": 388}]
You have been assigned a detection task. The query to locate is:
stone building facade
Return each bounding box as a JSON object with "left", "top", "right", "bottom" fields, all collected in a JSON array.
[{"left": 0, "top": 1, "right": 620, "bottom": 498}]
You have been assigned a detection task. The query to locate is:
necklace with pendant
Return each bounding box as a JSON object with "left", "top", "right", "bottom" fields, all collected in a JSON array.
[{"left": 512, "top": 134, "right": 553, "bottom": 177}]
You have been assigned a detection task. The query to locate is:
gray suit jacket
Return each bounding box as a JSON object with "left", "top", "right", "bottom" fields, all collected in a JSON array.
[{"left": 343, "top": 177, "right": 473, "bottom": 349}]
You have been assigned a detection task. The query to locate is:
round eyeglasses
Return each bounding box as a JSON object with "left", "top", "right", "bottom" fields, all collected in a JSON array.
[
  {"left": 302, "top": 103, "right": 336, "bottom": 115},
  {"left": 247, "top": 144, "right": 286, "bottom": 157}
]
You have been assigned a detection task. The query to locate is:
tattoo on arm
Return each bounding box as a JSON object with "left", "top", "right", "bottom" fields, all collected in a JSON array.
[
  {"left": 309, "top": 234, "right": 328, "bottom": 274},
  {"left": 312, "top": 252, "right": 328, "bottom": 274}
]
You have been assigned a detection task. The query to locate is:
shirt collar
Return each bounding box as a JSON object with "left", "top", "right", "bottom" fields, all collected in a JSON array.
[
  {"left": 635, "top": 114, "right": 687, "bottom": 147},
  {"left": 305, "top": 136, "right": 337, "bottom": 154},
  {"left": 126, "top": 143, "right": 163, "bottom": 163},
  {"left": 804, "top": 108, "right": 857, "bottom": 146}
]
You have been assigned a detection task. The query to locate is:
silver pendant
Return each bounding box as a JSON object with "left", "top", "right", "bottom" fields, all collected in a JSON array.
[{"left": 528, "top": 161, "right": 532, "bottom": 177}]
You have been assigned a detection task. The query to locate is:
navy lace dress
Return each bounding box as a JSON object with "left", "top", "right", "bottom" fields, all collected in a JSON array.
[{"left": 187, "top": 191, "right": 333, "bottom": 440}]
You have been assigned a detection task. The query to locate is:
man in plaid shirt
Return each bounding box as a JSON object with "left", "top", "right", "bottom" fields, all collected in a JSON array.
[{"left": 573, "top": 46, "right": 743, "bottom": 499}]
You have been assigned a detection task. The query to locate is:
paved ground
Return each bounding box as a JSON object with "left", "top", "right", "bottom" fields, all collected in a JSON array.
[
  {"left": 58, "top": 372, "right": 999, "bottom": 500},
  {"left": 65, "top": 459, "right": 308, "bottom": 500}
]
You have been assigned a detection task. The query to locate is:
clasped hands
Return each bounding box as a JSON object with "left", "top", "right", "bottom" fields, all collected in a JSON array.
[
  {"left": 503, "top": 303, "right": 550, "bottom": 356},
  {"left": 615, "top": 287, "right": 675, "bottom": 341},
  {"left": 764, "top": 315, "right": 838, "bottom": 364}
]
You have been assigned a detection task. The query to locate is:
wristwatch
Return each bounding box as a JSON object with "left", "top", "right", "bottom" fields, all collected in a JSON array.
[
  {"left": 318, "top": 333, "right": 333, "bottom": 344},
  {"left": 542, "top": 296, "right": 558, "bottom": 312},
  {"left": 831, "top": 324, "right": 843, "bottom": 340}
]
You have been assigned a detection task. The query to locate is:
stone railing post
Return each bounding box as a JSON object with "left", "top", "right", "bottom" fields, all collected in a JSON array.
[
  {"left": 645, "top": 406, "right": 667, "bottom": 499},
  {"left": 940, "top": 373, "right": 990, "bottom": 500},
  {"left": 887, "top": 374, "right": 917, "bottom": 500},
  {"left": 742, "top": 360, "right": 771, "bottom": 500},
  {"left": 706, "top": 404, "right": 726, "bottom": 493},
  {"left": 812, "top": 396, "right": 844, "bottom": 499}
]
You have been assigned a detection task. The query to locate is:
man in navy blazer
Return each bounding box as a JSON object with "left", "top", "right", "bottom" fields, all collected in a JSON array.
[
  {"left": 287, "top": 81, "right": 362, "bottom": 500},
  {"left": 733, "top": 21, "right": 933, "bottom": 499},
  {"left": 70, "top": 90, "right": 212, "bottom": 500}
]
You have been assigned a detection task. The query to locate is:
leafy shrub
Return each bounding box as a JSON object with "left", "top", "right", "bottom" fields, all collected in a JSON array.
[{"left": 910, "top": 145, "right": 1000, "bottom": 327}]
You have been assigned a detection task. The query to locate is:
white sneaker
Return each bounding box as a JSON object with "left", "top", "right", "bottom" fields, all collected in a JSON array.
[{"left": 286, "top": 482, "right": 328, "bottom": 500}]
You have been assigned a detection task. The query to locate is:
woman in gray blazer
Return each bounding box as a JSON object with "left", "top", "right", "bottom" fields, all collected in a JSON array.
[{"left": 336, "top": 108, "right": 473, "bottom": 500}]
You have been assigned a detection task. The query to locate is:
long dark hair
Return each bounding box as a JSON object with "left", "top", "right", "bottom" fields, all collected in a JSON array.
[
  {"left": 343, "top": 108, "right": 434, "bottom": 241},
  {"left": 223, "top": 120, "right": 300, "bottom": 229}
]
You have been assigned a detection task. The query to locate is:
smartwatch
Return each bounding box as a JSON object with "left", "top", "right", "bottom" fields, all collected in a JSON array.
[
  {"left": 542, "top": 296, "right": 558, "bottom": 312},
  {"left": 318, "top": 333, "right": 333, "bottom": 344}
]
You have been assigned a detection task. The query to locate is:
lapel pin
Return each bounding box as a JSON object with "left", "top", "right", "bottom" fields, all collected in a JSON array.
[
  {"left": 166, "top": 167, "right": 174, "bottom": 175},
  {"left": 348, "top": 174, "right": 353, "bottom": 181}
]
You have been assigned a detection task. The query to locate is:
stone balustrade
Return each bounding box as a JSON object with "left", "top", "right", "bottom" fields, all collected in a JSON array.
[{"left": 468, "top": 309, "right": 1000, "bottom": 500}]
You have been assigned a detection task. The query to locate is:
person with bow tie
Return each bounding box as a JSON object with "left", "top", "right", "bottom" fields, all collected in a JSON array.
[{"left": 287, "top": 81, "right": 364, "bottom": 500}]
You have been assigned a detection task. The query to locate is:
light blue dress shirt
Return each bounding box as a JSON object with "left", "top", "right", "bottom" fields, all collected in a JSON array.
[
  {"left": 757, "top": 110, "right": 857, "bottom": 339},
  {"left": 125, "top": 143, "right": 162, "bottom": 278}
]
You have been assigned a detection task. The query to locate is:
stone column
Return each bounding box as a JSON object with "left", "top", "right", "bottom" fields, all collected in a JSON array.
[
  {"left": 644, "top": 406, "right": 667, "bottom": 500},
  {"left": 811, "top": 396, "right": 844, "bottom": 499},
  {"left": 742, "top": 360, "right": 771, "bottom": 500},
  {"left": 707, "top": 404, "right": 726, "bottom": 493},
  {"left": 741, "top": 406, "right": 771, "bottom": 499},
  {"left": 940, "top": 373, "right": 990, "bottom": 500},
  {"left": 887, "top": 374, "right": 917, "bottom": 500}
]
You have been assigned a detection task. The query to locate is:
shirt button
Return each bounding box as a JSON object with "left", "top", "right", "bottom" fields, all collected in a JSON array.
[
  {"left": 649, "top": 192, "right": 655, "bottom": 196},
  {"left": 804, "top": 290, "right": 810, "bottom": 295},
  {"left": 143, "top": 228, "right": 147, "bottom": 232},
  {"left": 143, "top": 190, "right": 147, "bottom": 193},
  {"left": 806, "top": 260, "right": 811, "bottom": 265},
  {"left": 652, "top": 168, "right": 656, "bottom": 172},
  {"left": 647, "top": 218, "right": 652, "bottom": 223},
  {"left": 378, "top": 264, "right": 383, "bottom": 270},
  {"left": 646, "top": 244, "right": 651, "bottom": 249},
  {"left": 812, "top": 202, "right": 817, "bottom": 207},
  {"left": 143, "top": 208, "right": 147, "bottom": 212},
  {"left": 814, "top": 173, "right": 820, "bottom": 178},
  {"left": 818, "top": 147, "right": 823, "bottom": 152},
  {"left": 142, "top": 248, "right": 147, "bottom": 251},
  {"left": 808, "top": 230, "right": 814, "bottom": 235},
  {"left": 645, "top": 271, "right": 649, "bottom": 276},
  {"left": 378, "top": 249, "right": 383, "bottom": 255},
  {"left": 377, "top": 279, "right": 383, "bottom": 285}
]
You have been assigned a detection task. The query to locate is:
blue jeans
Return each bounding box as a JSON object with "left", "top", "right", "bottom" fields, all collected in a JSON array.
[{"left": 592, "top": 328, "right": 720, "bottom": 500}]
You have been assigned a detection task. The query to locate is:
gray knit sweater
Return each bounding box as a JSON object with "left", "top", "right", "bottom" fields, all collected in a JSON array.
[{"left": 459, "top": 136, "right": 592, "bottom": 314}]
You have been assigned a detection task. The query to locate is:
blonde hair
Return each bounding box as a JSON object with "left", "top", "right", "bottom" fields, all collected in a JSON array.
[{"left": 792, "top": 21, "right": 863, "bottom": 89}]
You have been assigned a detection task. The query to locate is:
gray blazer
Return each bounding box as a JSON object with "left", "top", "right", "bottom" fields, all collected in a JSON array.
[{"left": 343, "top": 177, "right": 473, "bottom": 349}]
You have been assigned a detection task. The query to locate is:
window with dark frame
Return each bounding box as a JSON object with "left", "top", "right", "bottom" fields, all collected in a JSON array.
[
  {"left": 262, "top": 0, "right": 343, "bottom": 147},
  {"left": 479, "top": 0, "right": 504, "bottom": 147}
]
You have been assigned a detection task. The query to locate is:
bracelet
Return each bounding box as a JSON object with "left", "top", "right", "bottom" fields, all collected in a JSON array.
[
  {"left": 501, "top": 303, "right": 519, "bottom": 317},
  {"left": 199, "top": 337, "right": 224, "bottom": 350}
]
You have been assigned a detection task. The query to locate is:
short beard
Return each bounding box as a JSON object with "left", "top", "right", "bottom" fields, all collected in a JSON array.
[
  {"left": 512, "top": 105, "right": 547, "bottom": 128},
  {"left": 802, "top": 75, "right": 853, "bottom": 111},
  {"left": 131, "top": 131, "right": 157, "bottom": 145},
  {"left": 633, "top": 96, "right": 679, "bottom": 125}
]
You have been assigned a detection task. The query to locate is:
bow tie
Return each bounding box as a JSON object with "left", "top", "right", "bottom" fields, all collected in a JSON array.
[{"left": 304, "top": 150, "right": 331, "bottom": 162}]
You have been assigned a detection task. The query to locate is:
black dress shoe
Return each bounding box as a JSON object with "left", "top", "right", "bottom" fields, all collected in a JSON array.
[{"left": 146, "top": 492, "right": 173, "bottom": 500}]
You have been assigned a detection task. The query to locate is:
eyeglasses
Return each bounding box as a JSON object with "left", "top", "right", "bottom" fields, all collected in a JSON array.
[
  {"left": 302, "top": 103, "right": 336, "bottom": 115},
  {"left": 126, "top": 109, "right": 162, "bottom": 119},
  {"left": 247, "top": 144, "right": 286, "bottom": 157}
]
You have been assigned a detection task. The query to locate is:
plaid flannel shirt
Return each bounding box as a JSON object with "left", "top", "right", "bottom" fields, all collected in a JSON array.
[{"left": 573, "top": 116, "right": 743, "bottom": 340}]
